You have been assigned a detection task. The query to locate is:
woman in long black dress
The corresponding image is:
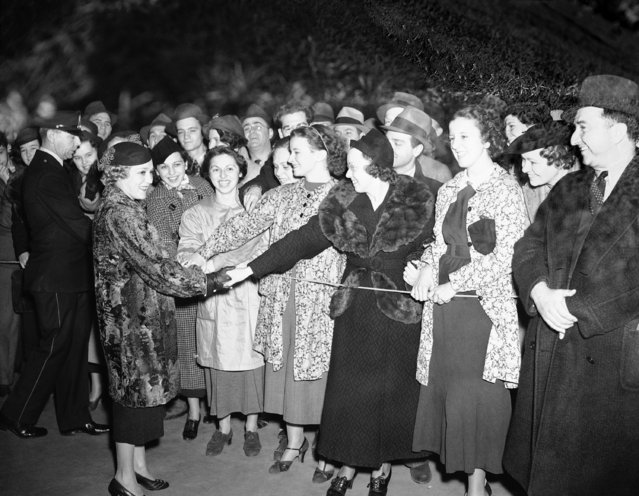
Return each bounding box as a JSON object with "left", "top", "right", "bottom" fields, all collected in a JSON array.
[
  {"left": 225, "top": 129, "right": 435, "bottom": 496},
  {"left": 407, "top": 106, "right": 528, "bottom": 496}
]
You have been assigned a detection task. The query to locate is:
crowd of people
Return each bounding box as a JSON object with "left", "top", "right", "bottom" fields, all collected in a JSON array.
[{"left": 0, "top": 73, "right": 638, "bottom": 496}]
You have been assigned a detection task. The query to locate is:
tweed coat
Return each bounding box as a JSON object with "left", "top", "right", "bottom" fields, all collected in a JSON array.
[
  {"left": 504, "top": 157, "right": 639, "bottom": 496},
  {"left": 93, "top": 185, "right": 207, "bottom": 408},
  {"left": 145, "top": 175, "right": 213, "bottom": 257},
  {"left": 198, "top": 180, "right": 345, "bottom": 380},
  {"left": 146, "top": 174, "right": 213, "bottom": 392},
  {"left": 417, "top": 164, "right": 528, "bottom": 389}
]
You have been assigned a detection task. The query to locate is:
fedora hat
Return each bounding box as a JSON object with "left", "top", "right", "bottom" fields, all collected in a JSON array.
[
  {"left": 334, "top": 106, "right": 366, "bottom": 131},
  {"left": 377, "top": 91, "right": 424, "bottom": 123},
  {"left": 578, "top": 74, "right": 639, "bottom": 117},
  {"left": 350, "top": 128, "right": 394, "bottom": 170},
  {"left": 382, "top": 106, "right": 432, "bottom": 148},
  {"left": 140, "top": 112, "right": 172, "bottom": 145},
  {"left": 311, "top": 102, "right": 335, "bottom": 124},
  {"left": 84, "top": 100, "right": 117, "bottom": 124}
]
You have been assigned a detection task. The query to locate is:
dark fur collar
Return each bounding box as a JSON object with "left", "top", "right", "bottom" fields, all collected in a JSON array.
[{"left": 319, "top": 176, "right": 434, "bottom": 257}]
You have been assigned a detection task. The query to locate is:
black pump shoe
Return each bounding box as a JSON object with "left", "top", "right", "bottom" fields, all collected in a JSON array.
[
  {"left": 368, "top": 469, "right": 392, "bottom": 496},
  {"left": 135, "top": 472, "right": 169, "bottom": 491},
  {"left": 108, "top": 478, "right": 139, "bottom": 496}
]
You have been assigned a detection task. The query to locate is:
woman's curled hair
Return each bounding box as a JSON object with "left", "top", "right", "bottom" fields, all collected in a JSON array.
[{"left": 289, "top": 124, "right": 347, "bottom": 178}]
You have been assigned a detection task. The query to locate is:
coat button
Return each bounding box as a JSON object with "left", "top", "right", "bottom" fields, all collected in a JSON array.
[
  {"left": 530, "top": 341, "right": 536, "bottom": 350},
  {"left": 467, "top": 242, "right": 472, "bottom": 247},
  {"left": 586, "top": 356, "right": 595, "bottom": 364},
  {"left": 468, "top": 206, "right": 472, "bottom": 211}
]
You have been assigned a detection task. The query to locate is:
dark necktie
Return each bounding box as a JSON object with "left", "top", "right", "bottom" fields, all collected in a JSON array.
[{"left": 589, "top": 171, "right": 608, "bottom": 216}]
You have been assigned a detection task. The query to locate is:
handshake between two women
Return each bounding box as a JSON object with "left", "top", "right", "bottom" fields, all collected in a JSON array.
[{"left": 205, "top": 265, "right": 255, "bottom": 295}]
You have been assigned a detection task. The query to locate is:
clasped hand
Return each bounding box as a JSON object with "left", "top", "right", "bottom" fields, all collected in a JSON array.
[
  {"left": 405, "top": 263, "right": 456, "bottom": 304},
  {"left": 530, "top": 281, "right": 577, "bottom": 339}
]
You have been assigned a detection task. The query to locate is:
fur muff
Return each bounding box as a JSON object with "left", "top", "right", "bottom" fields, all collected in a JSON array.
[
  {"left": 372, "top": 271, "right": 422, "bottom": 324},
  {"left": 329, "top": 268, "right": 366, "bottom": 319}
]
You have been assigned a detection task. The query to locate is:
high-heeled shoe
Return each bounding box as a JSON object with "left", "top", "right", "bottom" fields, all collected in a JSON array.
[
  {"left": 326, "top": 475, "right": 354, "bottom": 496},
  {"left": 108, "top": 478, "right": 142, "bottom": 496},
  {"left": 312, "top": 466, "right": 335, "bottom": 483},
  {"left": 268, "top": 437, "right": 309, "bottom": 473},
  {"left": 135, "top": 472, "right": 169, "bottom": 491}
]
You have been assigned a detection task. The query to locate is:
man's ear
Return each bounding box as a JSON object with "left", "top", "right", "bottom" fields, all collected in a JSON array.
[{"left": 412, "top": 143, "right": 424, "bottom": 158}]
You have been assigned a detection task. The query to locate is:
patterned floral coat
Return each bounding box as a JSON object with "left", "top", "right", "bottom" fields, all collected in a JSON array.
[
  {"left": 93, "top": 186, "right": 207, "bottom": 407},
  {"left": 417, "top": 164, "right": 528, "bottom": 388},
  {"left": 199, "top": 180, "right": 345, "bottom": 380}
]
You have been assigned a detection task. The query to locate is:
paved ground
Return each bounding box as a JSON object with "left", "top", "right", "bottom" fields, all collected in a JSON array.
[{"left": 0, "top": 396, "right": 525, "bottom": 496}]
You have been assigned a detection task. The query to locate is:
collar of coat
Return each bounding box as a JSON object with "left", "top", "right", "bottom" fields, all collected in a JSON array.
[
  {"left": 318, "top": 175, "right": 434, "bottom": 258},
  {"left": 102, "top": 184, "right": 145, "bottom": 213},
  {"left": 149, "top": 175, "right": 208, "bottom": 199},
  {"left": 443, "top": 161, "right": 505, "bottom": 192}
]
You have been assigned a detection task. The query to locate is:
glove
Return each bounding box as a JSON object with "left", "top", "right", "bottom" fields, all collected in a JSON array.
[{"left": 205, "top": 266, "right": 234, "bottom": 295}]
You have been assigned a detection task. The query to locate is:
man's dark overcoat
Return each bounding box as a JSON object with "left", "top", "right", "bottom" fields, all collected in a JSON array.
[{"left": 504, "top": 157, "right": 639, "bottom": 496}]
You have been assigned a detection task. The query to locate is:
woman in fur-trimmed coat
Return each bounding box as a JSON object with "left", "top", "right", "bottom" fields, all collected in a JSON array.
[{"left": 227, "top": 130, "right": 435, "bottom": 491}]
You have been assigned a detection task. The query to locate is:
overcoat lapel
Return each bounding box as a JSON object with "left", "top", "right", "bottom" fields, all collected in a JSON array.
[{"left": 573, "top": 159, "right": 639, "bottom": 277}]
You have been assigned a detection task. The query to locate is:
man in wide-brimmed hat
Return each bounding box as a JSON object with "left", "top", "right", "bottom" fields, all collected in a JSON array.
[
  {"left": 383, "top": 106, "right": 452, "bottom": 184},
  {"left": 140, "top": 112, "right": 172, "bottom": 149},
  {"left": 505, "top": 74, "right": 639, "bottom": 496},
  {"left": 0, "top": 112, "right": 110, "bottom": 439},
  {"left": 333, "top": 106, "right": 366, "bottom": 142}
]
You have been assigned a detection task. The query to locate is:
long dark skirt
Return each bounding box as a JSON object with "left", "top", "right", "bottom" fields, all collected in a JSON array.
[
  {"left": 413, "top": 297, "right": 511, "bottom": 474},
  {"left": 317, "top": 289, "right": 423, "bottom": 468}
]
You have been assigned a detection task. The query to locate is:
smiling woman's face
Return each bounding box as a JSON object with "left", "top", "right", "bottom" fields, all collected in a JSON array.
[
  {"left": 156, "top": 151, "right": 186, "bottom": 189},
  {"left": 208, "top": 153, "right": 241, "bottom": 194},
  {"left": 115, "top": 162, "right": 154, "bottom": 200}
]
